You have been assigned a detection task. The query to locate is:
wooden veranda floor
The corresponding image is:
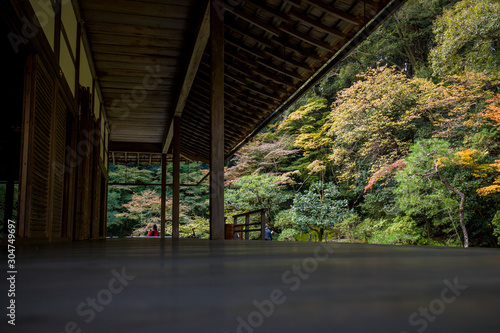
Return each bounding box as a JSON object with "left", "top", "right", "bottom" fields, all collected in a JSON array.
[{"left": 7, "top": 239, "right": 500, "bottom": 332}]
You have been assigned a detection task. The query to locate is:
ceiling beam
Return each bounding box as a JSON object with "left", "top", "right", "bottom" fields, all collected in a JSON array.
[
  {"left": 226, "top": 23, "right": 316, "bottom": 69},
  {"left": 162, "top": 0, "right": 210, "bottom": 154},
  {"left": 303, "top": 0, "right": 362, "bottom": 25},
  {"left": 279, "top": 23, "right": 334, "bottom": 51},
  {"left": 110, "top": 142, "right": 163, "bottom": 153},
  {"left": 229, "top": 6, "right": 282, "bottom": 36},
  {"left": 225, "top": 48, "right": 303, "bottom": 80},
  {"left": 288, "top": 8, "right": 347, "bottom": 40}
]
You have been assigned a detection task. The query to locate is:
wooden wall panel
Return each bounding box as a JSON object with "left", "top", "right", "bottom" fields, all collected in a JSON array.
[
  {"left": 99, "top": 174, "right": 108, "bottom": 238},
  {"left": 74, "top": 85, "right": 107, "bottom": 241},
  {"left": 62, "top": 115, "right": 78, "bottom": 240},
  {"left": 20, "top": 55, "right": 71, "bottom": 241},
  {"left": 91, "top": 167, "right": 101, "bottom": 239},
  {"left": 50, "top": 91, "right": 68, "bottom": 239},
  {"left": 29, "top": 56, "right": 53, "bottom": 238},
  {"left": 74, "top": 87, "right": 93, "bottom": 240}
]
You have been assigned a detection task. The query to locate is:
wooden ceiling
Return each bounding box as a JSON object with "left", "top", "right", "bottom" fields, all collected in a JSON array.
[
  {"left": 79, "top": 0, "right": 200, "bottom": 144},
  {"left": 79, "top": 0, "right": 404, "bottom": 163}
]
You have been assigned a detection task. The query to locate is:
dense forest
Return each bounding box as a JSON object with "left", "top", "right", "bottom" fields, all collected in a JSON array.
[{"left": 107, "top": 0, "right": 500, "bottom": 247}]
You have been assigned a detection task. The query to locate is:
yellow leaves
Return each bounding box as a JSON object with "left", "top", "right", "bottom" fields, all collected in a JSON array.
[
  {"left": 307, "top": 160, "right": 326, "bottom": 174},
  {"left": 278, "top": 97, "right": 327, "bottom": 133},
  {"left": 477, "top": 159, "right": 500, "bottom": 196},
  {"left": 477, "top": 185, "right": 500, "bottom": 196},
  {"left": 295, "top": 132, "right": 324, "bottom": 151},
  {"left": 440, "top": 149, "right": 493, "bottom": 177},
  {"left": 435, "top": 158, "right": 446, "bottom": 168},
  {"left": 456, "top": 149, "right": 480, "bottom": 166}
]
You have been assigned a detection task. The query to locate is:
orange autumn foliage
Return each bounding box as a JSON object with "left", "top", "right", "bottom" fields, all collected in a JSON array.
[
  {"left": 477, "top": 94, "right": 500, "bottom": 196},
  {"left": 480, "top": 94, "right": 500, "bottom": 127}
]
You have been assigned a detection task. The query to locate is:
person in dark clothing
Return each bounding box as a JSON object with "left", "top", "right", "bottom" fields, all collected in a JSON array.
[
  {"left": 265, "top": 225, "right": 273, "bottom": 241},
  {"left": 148, "top": 224, "right": 159, "bottom": 237}
]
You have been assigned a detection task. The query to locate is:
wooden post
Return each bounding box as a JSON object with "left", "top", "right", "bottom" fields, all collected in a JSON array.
[
  {"left": 210, "top": 0, "right": 225, "bottom": 240},
  {"left": 233, "top": 216, "right": 238, "bottom": 239},
  {"left": 172, "top": 116, "right": 181, "bottom": 239},
  {"left": 160, "top": 153, "right": 166, "bottom": 239},
  {"left": 261, "top": 209, "right": 266, "bottom": 241},
  {"left": 245, "top": 214, "right": 250, "bottom": 240}
]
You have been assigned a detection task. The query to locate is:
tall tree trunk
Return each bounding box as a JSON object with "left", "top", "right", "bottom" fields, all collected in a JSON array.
[
  {"left": 318, "top": 228, "right": 324, "bottom": 242},
  {"left": 434, "top": 162, "right": 469, "bottom": 248}
]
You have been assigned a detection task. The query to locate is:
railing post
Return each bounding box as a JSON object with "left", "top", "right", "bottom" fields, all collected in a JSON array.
[
  {"left": 261, "top": 209, "right": 266, "bottom": 241},
  {"left": 245, "top": 214, "right": 250, "bottom": 240},
  {"left": 233, "top": 216, "right": 238, "bottom": 239}
]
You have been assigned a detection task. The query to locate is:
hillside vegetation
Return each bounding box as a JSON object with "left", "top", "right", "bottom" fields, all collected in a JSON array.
[{"left": 108, "top": 0, "right": 500, "bottom": 247}]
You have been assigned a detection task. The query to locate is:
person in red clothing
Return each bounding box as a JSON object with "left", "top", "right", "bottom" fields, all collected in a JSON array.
[{"left": 148, "top": 224, "right": 159, "bottom": 237}]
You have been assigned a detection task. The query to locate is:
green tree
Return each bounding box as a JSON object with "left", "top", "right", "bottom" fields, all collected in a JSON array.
[
  {"left": 429, "top": 0, "right": 500, "bottom": 76},
  {"left": 395, "top": 139, "right": 471, "bottom": 247},
  {"left": 179, "top": 217, "right": 210, "bottom": 239},
  {"left": 291, "top": 182, "right": 350, "bottom": 241},
  {"left": 107, "top": 165, "right": 158, "bottom": 236},
  {"left": 225, "top": 174, "right": 293, "bottom": 223},
  {"left": 116, "top": 189, "right": 163, "bottom": 236},
  {"left": 226, "top": 133, "right": 300, "bottom": 181},
  {"left": 491, "top": 211, "right": 500, "bottom": 245},
  {"left": 278, "top": 97, "right": 331, "bottom": 181}
]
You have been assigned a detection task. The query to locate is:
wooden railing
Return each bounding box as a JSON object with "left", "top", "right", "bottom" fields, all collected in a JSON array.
[{"left": 232, "top": 209, "right": 267, "bottom": 241}]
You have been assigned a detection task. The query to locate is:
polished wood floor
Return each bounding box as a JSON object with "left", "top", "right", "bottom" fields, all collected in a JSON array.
[{"left": 7, "top": 239, "right": 500, "bottom": 332}]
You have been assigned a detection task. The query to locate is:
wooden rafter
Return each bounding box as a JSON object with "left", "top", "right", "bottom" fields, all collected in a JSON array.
[
  {"left": 303, "top": 0, "right": 362, "bottom": 25},
  {"left": 225, "top": 48, "right": 303, "bottom": 80},
  {"left": 226, "top": 23, "right": 315, "bottom": 70},
  {"left": 279, "top": 23, "right": 334, "bottom": 51},
  {"left": 225, "top": 71, "right": 283, "bottom": 101},
  {"left": 229, "top": 6, "right": 282, "bottom": 36},
  {"left": 288, "top": 9, "right": 347, "bottom": 39},
  {"left": 162, "top": 1, "right": 210, "bottom": 154}
]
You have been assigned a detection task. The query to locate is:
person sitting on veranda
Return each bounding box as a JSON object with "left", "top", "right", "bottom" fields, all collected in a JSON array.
[
  {"left": 148, "top": 224, "right": 159, "bottom": 237},
  {"left": 265, "top": 225, "right": 273, "bottom": 241}
]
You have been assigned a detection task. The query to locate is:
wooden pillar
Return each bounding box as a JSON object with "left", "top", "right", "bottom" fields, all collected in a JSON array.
[
  {"left": 160, "top": 153, "right": 166, "bottom": 239},
  {"left": 210, "top": 0, "right": 225, "bottom": 240},
  {"left": 172, "top": 116, "right": 181, "bottom": 239},
  {"left": 233, "top": 216, "right": 238, "bottom": 240}
]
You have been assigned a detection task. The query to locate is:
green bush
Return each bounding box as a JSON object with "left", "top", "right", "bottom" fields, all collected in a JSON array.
[
  {"left": 278, "top": 228, "right": 299, "bottom": 241},
  {"left": 492, "top": 211, "right": 500, "bottom": 246}
]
